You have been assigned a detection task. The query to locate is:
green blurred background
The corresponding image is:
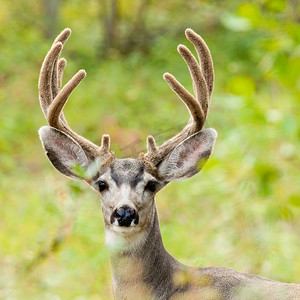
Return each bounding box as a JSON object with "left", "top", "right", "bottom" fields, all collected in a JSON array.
[{"left": 0, "top": 0, "right": 300, "bottom": 299}]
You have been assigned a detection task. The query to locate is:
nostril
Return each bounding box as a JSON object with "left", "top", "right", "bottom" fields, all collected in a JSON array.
[{"left": 116, "top": 208, "right": 126, "bottom": 218}]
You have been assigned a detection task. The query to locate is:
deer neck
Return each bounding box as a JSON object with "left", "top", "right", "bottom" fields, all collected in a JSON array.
[{"left": 107, "top": 205, "right": 182, "bottom": 299}]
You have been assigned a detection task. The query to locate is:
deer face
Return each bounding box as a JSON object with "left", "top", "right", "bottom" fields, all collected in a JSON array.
[{"left": 92, "top": 158, "right": 163, "bottom": 234}]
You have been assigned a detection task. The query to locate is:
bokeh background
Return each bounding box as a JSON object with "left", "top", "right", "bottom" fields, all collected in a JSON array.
[{"left": 0, "top": 0, "right": 300, "bottom": 299}]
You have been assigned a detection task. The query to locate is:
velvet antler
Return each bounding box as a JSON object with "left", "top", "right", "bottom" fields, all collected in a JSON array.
[
  {"left": 38, "top": 28, "right": 110, "bottom": 160},
  {"left": 144, "top": 29, "right": 214, "bottom": 165}
]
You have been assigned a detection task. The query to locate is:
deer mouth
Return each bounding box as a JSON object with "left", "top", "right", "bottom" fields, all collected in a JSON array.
[{"left": 110, "top": 224, "right": 140, "bottom": 234}]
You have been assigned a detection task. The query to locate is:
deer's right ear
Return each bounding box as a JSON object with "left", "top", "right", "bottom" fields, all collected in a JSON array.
[{"left": 38, "top": 126, "right": 89, "bottom": 180}]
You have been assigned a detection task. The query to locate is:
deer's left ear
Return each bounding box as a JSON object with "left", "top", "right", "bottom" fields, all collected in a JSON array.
[{"left": 157, "top": 128, "right": 217, "bottom": 181}]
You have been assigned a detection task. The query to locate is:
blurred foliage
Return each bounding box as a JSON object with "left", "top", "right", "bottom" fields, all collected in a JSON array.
[{"left": 0, "top": 0, "right": 300, "bottom": 299}]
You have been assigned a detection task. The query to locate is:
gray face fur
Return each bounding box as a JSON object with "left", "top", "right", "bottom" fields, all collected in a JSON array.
[{"left": 94, "top": 159, "right": 161, "bottom": 231}]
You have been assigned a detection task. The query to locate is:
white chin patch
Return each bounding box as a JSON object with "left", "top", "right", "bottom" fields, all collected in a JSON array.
[
  {"left": 105, "top": 226, "right": 147, "bottom": 252},
  {"left": 111, "top": 224, "right": 138, "bottom": 233}
]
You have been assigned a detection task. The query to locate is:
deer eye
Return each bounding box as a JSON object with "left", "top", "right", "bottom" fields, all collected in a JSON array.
[
  {"left": 97, "top": 181, "right": 108, "bottom": 192},
  {"left": 145, "top": 181, "right": 159, "bottom": 192}
]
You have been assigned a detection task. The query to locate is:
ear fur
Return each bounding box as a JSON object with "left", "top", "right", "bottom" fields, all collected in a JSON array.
[
  {"left": 38, "top": 126, "right": 89, "bottom": 179},
  {"left": 158, "top": 128, "right": 217, "bottom": 181}
]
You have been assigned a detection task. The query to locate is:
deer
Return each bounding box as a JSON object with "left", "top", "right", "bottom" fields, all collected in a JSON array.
[{"left": 38, "top": 28, "right": 300, "bottom": 300}]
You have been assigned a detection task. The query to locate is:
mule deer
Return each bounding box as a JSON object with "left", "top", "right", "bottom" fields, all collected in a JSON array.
[{"left": 38, "top": 28, "right": 300, "bottom": 299}]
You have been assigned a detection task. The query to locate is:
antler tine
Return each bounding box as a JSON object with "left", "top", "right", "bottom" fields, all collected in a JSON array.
[
  {"left": 163, "top": 72, "right": 205, "bottom": 130},
  {"left": 51, "top": 29, "right": 71, "bottom": 99},
  {"left": 99, "top": 134, "right": 111, "bottom": 155},
  {"left": 177, "top": 44, "right": 209, "bottom": 119},
  {"left": 39, "top": 42, "right": 62, "bottom": 117},
  {"left": 185, "top": 28, "right": 214, "bottom": 98},
  {"left": 39, "top": 28, "right": 109, "bottom": 160},
  {"left": 147, "top": 135, "right": 157, "bottom": 153},
  {"left": 57, "top": 58, "right": 67, "bottom": 90},
  {"left": 47, "top": 69, "right": 86, "bottom": 127},
  {"left": 144, "top": 29, "right": 213, "bottom": 165}
]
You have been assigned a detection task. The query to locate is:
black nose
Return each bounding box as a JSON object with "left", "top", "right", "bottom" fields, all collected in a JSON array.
[{"left": 111, "top": 205, "right": 139, "bottom": 227}]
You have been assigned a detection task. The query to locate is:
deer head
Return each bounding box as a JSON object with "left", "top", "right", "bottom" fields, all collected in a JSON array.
[{"left": 38, "top": 28, "right": 217, "bottom": 252}]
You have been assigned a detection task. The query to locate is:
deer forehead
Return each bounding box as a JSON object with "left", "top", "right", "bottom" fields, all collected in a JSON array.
[{"left": 100, "top": 158, "right": 158, "bottom": 188}]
